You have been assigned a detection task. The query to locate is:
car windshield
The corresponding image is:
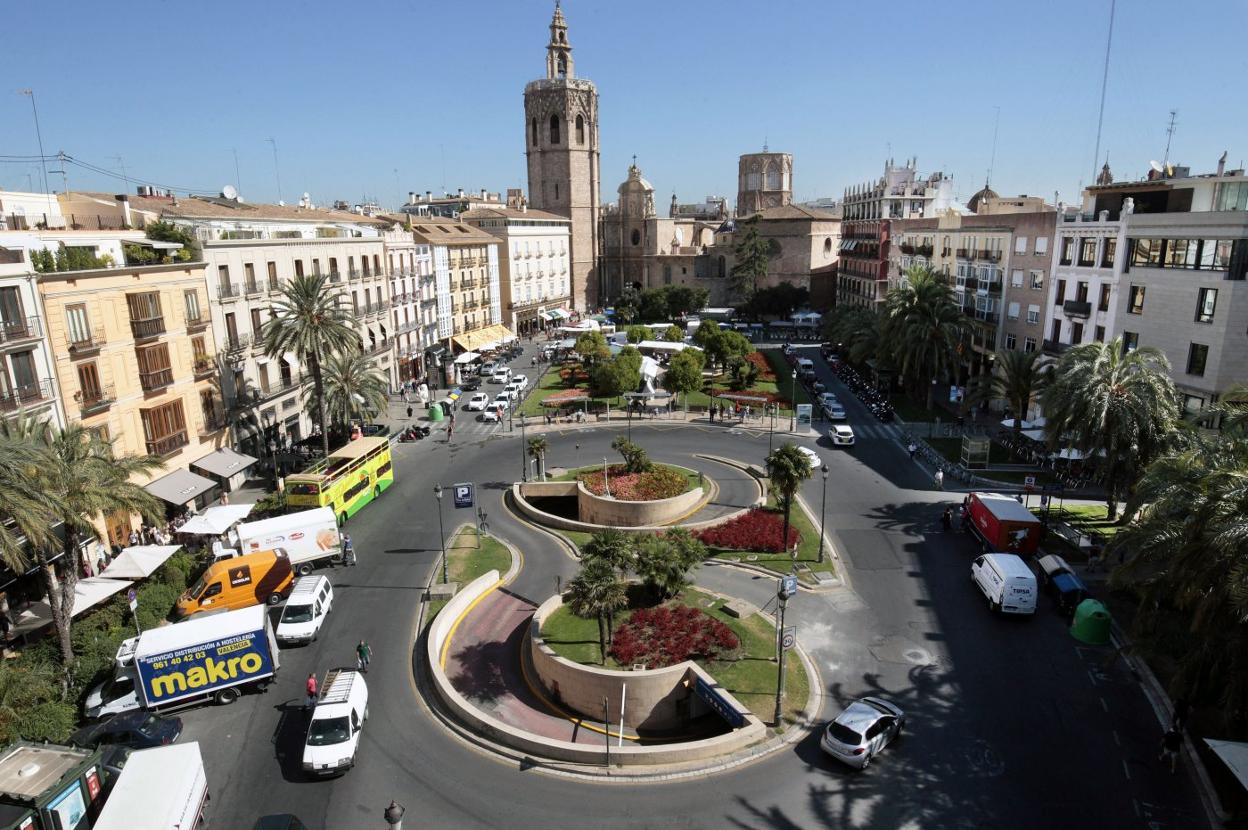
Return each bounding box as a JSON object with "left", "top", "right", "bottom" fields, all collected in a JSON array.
[
  {"left": 828, "top": 721, "right": 863, "bottom": 745},
  {"left": 306, "top": 716, "right": 351, "bottom": 746},
  {"left": 282, "top": 604, "right": 314, "bottom": 624},
  {"left": 101, "top": 675, "right": 134, "bottom": 703},
  {"left": 136, "top": 714, "right": 164, "bottom": 738},
  {"left": 187, "top": 576, "right": 207, "bottom": 599}
]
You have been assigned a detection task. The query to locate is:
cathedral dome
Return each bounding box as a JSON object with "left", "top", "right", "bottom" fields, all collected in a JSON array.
[{"left": 967, "top": 184, "right": 999, "bottom": 214}]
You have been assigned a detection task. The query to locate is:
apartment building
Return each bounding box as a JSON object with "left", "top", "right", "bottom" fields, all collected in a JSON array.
[
  {"left": 839, "top": 158, "right": 956, "bottom": 308},
  {"left": 0, "top": 250, "right": 64, "bottom": 427},
  {"left": 461, "top": 206, "right": 572, "bottom": 336},
  {"left": 1046, "top": 157, "right": 1248, "bottom": 418},
  {"left": 382, "top": 224, "right": 434, "bottom": 383}
]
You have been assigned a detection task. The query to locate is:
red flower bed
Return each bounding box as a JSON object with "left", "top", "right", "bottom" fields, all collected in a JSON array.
[
  {"left": 609, "top": 605, "right": 740, "bottom": 668},
  {"left": 578, "top": 464, "right": 688, "bottom": 501},
  {"left": 696, "top": 507, "right": 801, "bottom": 553},
  {"left": 543, "top": 388, "right": 589, "bottom": 404},
  {"left": 558, "top": 366, "right": 590, "bottom": 384},
  {"left": 746, "top": 351, "right": 775, "bottom": 381}
]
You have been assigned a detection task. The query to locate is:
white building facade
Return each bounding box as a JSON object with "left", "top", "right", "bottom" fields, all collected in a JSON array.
[{"left": 461, "top": 207, "right": 572, "bottom": 336}]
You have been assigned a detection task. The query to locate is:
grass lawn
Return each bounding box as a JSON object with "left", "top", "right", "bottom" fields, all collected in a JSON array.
[
  {"left": 1038, "top": 502, "right": 1122, "bottom": 540},
  {"left": 447, "top": 527, "right": 512, "bottom": 584},
  {"left": 518, "top": 364, "right": 588, "bottom": 417},
  {"left": 540, "top": 586, "right": 810, "bottom": 726},
  {"left": 426, "top": 597, "right": 449, "bottom": 624},
  {"left": 708, "top": 494, "right": 836, "bottom": 585},
  {"left": 890, "top": 394, "right": 948, "bottom": 424}
]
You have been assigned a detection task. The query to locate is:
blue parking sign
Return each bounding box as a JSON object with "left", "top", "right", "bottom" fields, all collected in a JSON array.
[{"left": 453, "top": 483, "right": 474, "bottom": 509}]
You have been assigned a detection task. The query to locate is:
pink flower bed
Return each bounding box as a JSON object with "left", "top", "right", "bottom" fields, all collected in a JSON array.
[
  {"left": 578, "top": 464, "right": 688, "bottom": 501},
  {"left": 696, "top": 507, "right": 801, "bottom": 553},
  {"left": 609, "top": 605, "right": 740, "bottom": 668}
]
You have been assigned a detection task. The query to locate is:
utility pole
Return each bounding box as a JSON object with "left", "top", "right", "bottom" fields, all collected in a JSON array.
[
  {"left": 268, "top": 137, "right": 283, "bottom": 204},
  {"left": 434, "top": 484, "right": 447, "bottom": 583},
  {"left": 520, "top": 413, "right": 528, "bottom": 482},
  {"left": 773, "top": 576, "right": 794, "bottom": 726},
  {"left": 1162, "top": 110, "right": 1179, "bottom": 169},
  {"left": 19, "top": 89, "right": 52, "bottom": 217}
]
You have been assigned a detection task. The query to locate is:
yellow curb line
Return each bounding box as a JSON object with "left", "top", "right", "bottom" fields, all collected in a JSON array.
[{"left": 439, "top": 578, "right": 503, "bottom": 670}]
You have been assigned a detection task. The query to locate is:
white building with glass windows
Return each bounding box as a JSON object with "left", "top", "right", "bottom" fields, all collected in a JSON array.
[{"left": 0, "top": 249, "right": 64, "bottom": 428}]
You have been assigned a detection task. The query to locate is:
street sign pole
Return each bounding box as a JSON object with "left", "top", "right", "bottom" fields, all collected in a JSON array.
[
  {"left": 774, "top": 592, "right": 788, "bottom": 726},
  {"left": 127, "top": 588, "right": 140, "bottom": 636}
]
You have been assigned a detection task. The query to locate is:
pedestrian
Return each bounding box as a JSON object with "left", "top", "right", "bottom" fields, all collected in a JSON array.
[
  {"left": 941, "top": 507, "right": 953, "bottom": 532},
  {"left": 447, "top": 421, "right": 454, "bottom": 443},
  {"left": 934, "top": 469, "right": 944, "bottom": 489},
  {"left": 406, "top": 405, "right": 413, "bottom": 419},
  {"left": 1172, "top": 697, "right": 1190, "bottom": 730},
  {"left": 305, "top": 672, "right": 319, "bottom": 708},
  {"left": 356, "top": 640, "right": 372, "bottom": 672},
  {"left": 908, "top": 442, "right": 917, "bottom": 460},
  {"left": 1159, "top": 726, "right": 1182, "bottom": 773},
  {"left": 708, "top": 405, "right": 714, "bottom": 423}
]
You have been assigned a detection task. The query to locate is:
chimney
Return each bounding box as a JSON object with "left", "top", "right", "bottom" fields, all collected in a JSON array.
[
  {"left": 521, "top": 203, "right": 527, "bottom": 213},
  {"left": 457, "top": 188, "right": 465, "bottom": 198},
  {"left": 425, "top": 191, "right": 431, "bottom": 202},
  {"left": 408, "top": 191, "right": 417, "bottom": 205},
  {"left": 114, "top": 194, "right": 133, "bottom": 228}
]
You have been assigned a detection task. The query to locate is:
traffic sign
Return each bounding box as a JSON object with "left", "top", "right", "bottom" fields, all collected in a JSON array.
[
  {"left": 1042, "top": 482, "right": 1066, "bottom": 493},
  {"left": 693, "top": 676, "right": 746, "bottom": 728},
  {"left": 779, "top": 574, "right": 798, "bottom": 599},
  {"left": 1024, "top": 475, "right": 1036, "bottom": 488},
  {"left": 453, "top": 482, "right": 474, "bottom": 509},
  {"left": 781, "top": 626, "right": 797, "bottom": 651}
]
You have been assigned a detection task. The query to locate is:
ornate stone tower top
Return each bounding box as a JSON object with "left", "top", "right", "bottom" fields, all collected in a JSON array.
[
  {"left": 546, "top": 1, "right": 574, "bottom": 79},
  {"left": 736, "top": 149, "right": 793, "bottom": 217}
]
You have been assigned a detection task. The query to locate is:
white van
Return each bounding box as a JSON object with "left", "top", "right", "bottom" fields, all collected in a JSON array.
[
  {"left": 971, "top": 553, "right": 1037, "bottom": 615},
  {"left": 276, "top": 575, "right": 334, "bottom": 645},
  {"left": 303, "top": 668, "right": 368, "bottom": 776},
  {"left": 796, "top": 357, "right": 816, "bottom": 378}
]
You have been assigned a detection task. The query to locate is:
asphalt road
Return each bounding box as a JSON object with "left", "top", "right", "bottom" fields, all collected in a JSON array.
[{"left": 180, "top": 341, "right": 1206, "bottom": 830}]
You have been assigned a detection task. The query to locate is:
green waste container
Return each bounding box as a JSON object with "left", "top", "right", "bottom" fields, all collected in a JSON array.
[
  {"left": 1070, "top": 599, "right": 1112, "bottom": 645},
  {"left": 427, "top": 403, "right": 444, "bottom": 422}
]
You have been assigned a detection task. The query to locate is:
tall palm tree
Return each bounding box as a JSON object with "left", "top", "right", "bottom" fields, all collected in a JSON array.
[
  {"left": 564, "top": 558, "right": 628, "bottom": 664},
  {"left": 766, "top": 443, "right": 814, "bottom": 558},
  {"left": 966, "top": 349, "right": 1052, "bottom": 433},
  {"left": 262, "top": 273, "right": 358, "bottom": 457},
  {"left": 886, "top": 267, "right": 967, "bottom": 409},
  {"left": 581, "top": 528, "right": 636, "bottom": 578},
  {"left": 0, "top": 417, "right": 58, "bottom": 574},
  {"left": 527, "top": 436, "right": 548, "bottom": 481},
  {"left": 1041, "top": 338, "right": 1178, "bottom": 520},
  {"left": 1109, "top": 439, "right": 1248, "bottom": 724},
  {"left": 0, "top": 420, "right": 163, "bottom": 669},
  {"left": 315, "top": 349, "right": 389, "bottom": 431},
  {"left": 1211, "top": 382, "right": 1248, "bottom": 435}
]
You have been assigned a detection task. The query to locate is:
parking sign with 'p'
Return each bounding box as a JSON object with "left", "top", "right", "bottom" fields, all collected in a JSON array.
[{"left": 454, "top": 483, "right": 474, "bottom": 509}]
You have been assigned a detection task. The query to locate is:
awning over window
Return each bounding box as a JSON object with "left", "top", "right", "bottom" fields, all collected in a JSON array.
[
  {"left": 144, "top": 468, "right": 217, "bottom": 506},
  {"left": 454, "top": 351, "right": 481, "bottom": 364},
  {"left": 191, "top": 447, "right": 257, "bottom": 480},
  {"left": 452, "top": 323, "right": 516, "bottom": 353}
]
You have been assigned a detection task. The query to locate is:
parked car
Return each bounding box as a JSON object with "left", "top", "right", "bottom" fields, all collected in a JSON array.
[
  {"left": 825, "top": 402, "right": 847, "bottom": 421},
  {"left": 490, "top": 367, "right": 512, "bottom": 384},
  {"left": 492, "top": 393, "right": 512, "bottom": 411},
  {"left": 70, "top": 711, "right": 183, "bottom": 750},
  {"left": 480, "top": 361, "right": 497, "bottom": 376},
  {"left": 796, "top": 446, "right": 821, "bottom": 469},
  {"left": 466, "top": 393, "right": 491, "bottom": 411},
  {"left": 820, "top": 697, "right": 905, "bottom": 769},
  {"left": 830, "top": 425, "right": 855, "bottom": 446},
  {"left": 460, "top": 377, "right": 481, "bottom": 392}
]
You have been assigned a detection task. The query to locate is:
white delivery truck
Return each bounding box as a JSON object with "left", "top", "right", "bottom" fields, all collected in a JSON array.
[
  {"left": 93, "top": 742, "right": 208, "bottom": 830},
  {"left": 85, "top": 605, "right": 279, "bottom": 719},
  {"left": 236, "top": 507, "right": 342, "bottom": 575}
]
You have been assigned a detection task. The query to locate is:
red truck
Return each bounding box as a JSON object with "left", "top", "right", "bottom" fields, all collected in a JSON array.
[{"left": 965, "top": 492, "right": 1042, "bottom": 555}]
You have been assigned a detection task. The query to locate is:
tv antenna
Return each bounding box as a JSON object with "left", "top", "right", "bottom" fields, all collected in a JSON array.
[
  {"left": 1162, "top": 110, "right": 1178, "bottom": 168},
  {"left": 1090, "top": 0, "right": 1117, "bottom": 185}
]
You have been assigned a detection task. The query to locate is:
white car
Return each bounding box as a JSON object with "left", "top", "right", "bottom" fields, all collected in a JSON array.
[
  {"left": 501, "top": 385, "right": 520, "bottom": 402},
  {"left": 820, "top": 697, "right": 905, "bottom": 770},
  {"left": 465, "top": 393, "right": 491, "bottom": 411},
  {"left": 797, "top": 446, "right": 821, "bottom": 469},
  {"left": 490, "top": 368, "right": 512, "bottom": 384},
  {"left": 819, "top": 392, "right": 839, "bottom": 409},
  {"left": 482, "top": 407, "right": 504, "bottom": 424},
  {"left": 826, "top": 402, "right": 847, "bottom": 421},
  {"left": 492, "top": 393, "right": 511, "bottom": 411},
  {"left": 510, "top": 374, "right": 529, "bottom": 390},
  {"left": 303, "top": 669, "right": 368, "bottom": 776},
  {"left": 480, "top": 361, "right": 497, "bottom": 376},
  {"left": 830, "top": 425, "right": 855, "bottom": 446}
]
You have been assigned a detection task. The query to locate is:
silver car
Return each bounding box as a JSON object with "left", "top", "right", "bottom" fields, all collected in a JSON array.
[{"left": 820, "top": 697, "right": 904, "bottom": 769}]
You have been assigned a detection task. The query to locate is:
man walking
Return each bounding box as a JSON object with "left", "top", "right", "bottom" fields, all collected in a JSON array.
[
  {"left": 305, "top": 672, "right": 319, "bottom": 709},
  {"left": 356, "top": 640, "right": 372, "bottom": 673},
  {"left": 1159, "top": 726, "right": 1182, "bottom": 773},
  {"left": 342, "top": 532, "right": 356, "bottom": 566},
  {"left": 934, "top": 469, "right": 944, "bottom": 490},
  {"left": 908, "top": 442, "right": 917, "bottom": 460}
]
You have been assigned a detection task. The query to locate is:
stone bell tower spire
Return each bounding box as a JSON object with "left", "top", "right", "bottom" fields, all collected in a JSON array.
[{"left": 546, "top": 1, "right": 574, "bottom": 79}]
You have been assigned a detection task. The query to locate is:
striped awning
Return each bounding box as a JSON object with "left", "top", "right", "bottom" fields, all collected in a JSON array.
[{"left": 452, "top": 323, "right": 515, "bottom": 353}]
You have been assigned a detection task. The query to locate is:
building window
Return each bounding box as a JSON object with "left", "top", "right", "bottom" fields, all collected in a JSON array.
[
  {"left": 1131, "top": 239, "right": 1163, "bottom": 267},
  {"left": 140, "top": 400, "right": 187, "bottom": 456},
  {"left": 184, "top": 290, "right": 201, "bottom": 323},
  {"left": 530, "top": 118, "right": 537, "bottom": 146},
  {"left": 1078, "top": 238, "right": 1097, "bottom": 266},
  {"left": 1076, "top": 281, "right": 1089, "bottom": 302},
  {"left": 1071, "top": 321, "right": 1084, "bottom": 344},
  {"left": 1186, "top": 343, "right": 1209, "bottom": 376},
  {"left": 1101, "top": 237, "right": 1117, "bottom": 267},
  {"left": 549, "top": 114, "right": 560, "bottom": 145},
  {"left": 1127, "top": 285, "right": 1145, "bottom": 314},
  {"left": 1094, "top": 325, "right": 1105, "bottom": 342},
  {"left": 1007, "top": 302, "right": 1020, "bottom": 320},
  {"left": 1055, "top": 278, "right": 1066, "bottom": 305},
  {"left": 295, "top": 259, "right": 305, "bottom": 278},
  {"left": 1201, "top": 239, "right": 1235, "bottom": 270},
  {"left": 1011, "top": 269, "right": 1023, "bottom": 287},
  {"left": 1030, "top": 270, "right": 1044, "bottom": 290},
  {"left": 1195, "top": 287, "right": 1218, "bottom": 323},
  {"left": 1014, "top": 236, "right": 1027, "bottom": 255},
  {"left": 1098, "top": 283, "right": 1111, "bottom": 312},
  {"left": 192, "top": 335, "right": 207, "bottom": 366},
  {"left": 1024, "top": 336, "right": 1037, "bottom": 353},
  {"left": 1050, "top": 318, "right": 1062, "bottom": 344},
  {"left": 1060, "top": 237, "right": 1074, "bottom": 266},
  {"left": 631, "top": 229, "right": 641, "bottom": 246},
  {"left": 216, "top": 265, "right": 230, "bottom": 288},
  {"left": 1035, "top": 236, "right": 1048, "bottom": 255},
  {"left": 77, "top": 362, "right": 102, "bottom": 404},
  {"left": 1122, "top": 331, "right": 1139, "bottom": 353},
  {"left": 1165, "top": 239, "right": 1199, "bottom": 269},
  {"left": 575, "top": 114, "right": 585, "bottom": 145},
  {"left": 65, "top": 304, "right": 90, "bottom": 345},
  {"left": 136, "top": 344, "right": 173, "bottom": 391},
  {"left": 1026, "top": 304, "right": 1040, "bottom": 324},
  {"left": 251, "top": 308, "right": 263, "bottom": 337},
  {"left": 1005, "top": 333, "right": 1016, "bottom": 350}
]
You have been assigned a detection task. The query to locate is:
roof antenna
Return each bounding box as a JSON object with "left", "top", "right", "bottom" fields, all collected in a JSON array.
[
  {"left": 986, "top": 105, "right": 1001, "bottom": 190},
  {"left": 763, "top": 136, "right": 768, "bottom": 153},
  {"left": 1090, "top": 0, "right": 1116, "bottom": 186},
  {"left": 1162, "top": 109, "right": 1178, "bottom": 168}
]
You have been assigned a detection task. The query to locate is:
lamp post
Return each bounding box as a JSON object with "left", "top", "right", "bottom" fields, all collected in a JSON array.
[
  {"left": 575, "top": 441, "right": 580, "bottom": 470},
  {"left": 603, "top": 457, "right": 611, "bottom": 498},
  {"left": 433, "top": 484, "right": 447, "bottom": 583},
  {"left": 768, "top": 403, "right": 776, "bottom": 455},
  {"left": 383, "top": 800, "right": 406, "bottom": 830},
  {"left": 790, "top": 370, "right": 797, "bottom": 431},
  {"left": 519, "top": 412, "right": 528, "bottom": 482},
  {"left": 819, "top": 464, "right": 829, "bottom": 564}
]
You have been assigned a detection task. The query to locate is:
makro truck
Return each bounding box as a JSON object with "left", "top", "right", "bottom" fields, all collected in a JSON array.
[
  {"left": 965, "top": 492, "right": 1043, "bottom": 555},
  {"left": 236, "top": 507, "right": 342, "bottom": 575},
  {"left": 84, "top": 605, "right": 279, "bottom": 720}
]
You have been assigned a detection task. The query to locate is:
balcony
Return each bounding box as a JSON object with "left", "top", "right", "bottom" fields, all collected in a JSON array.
[
  {"left": 145, "top": 430, "right": 188, "bottom": 457},
  {"left": 129, "top": 316, "right": 166, "bottom": 340},
  {"left": 198, "top": 414, "right": 227, "bottom": 437},
  {"left": 193, "top": 356, "right": 216, "bottom": 378},
  {"left": 1063, "top": 300, "right": 1092, "bottom": 318},
  {"left": 186, "top": 314, "right": 209, "bottom": 332},
  {"left": 1, "top": 316, "right": 42, "bottom": 347},
  {"left": 0, "top": 379, "right": 54, "bottom": 412},
  {"left": 977, "top": 249, "right": 1002, "bottom": 262},
  {"left": 225, "top": 332, "right": 252, "bottom": 352},
  {"left": 78, "top": 384, "right": 115, "bottom": 415},
  {"left": 1043, "top": 339, "right": 1072, "bottom": 356},
  {"left": 956, "top": 248, "right": 970, "bottom": 259},
  {"left": 244, "top": 280, "right": 267, "bottom": 296},
  {"left": 139, "top": 367, "right": 174, "bottom": 393},
  {"left": 68, "top": 327, "right": 106, "bottom": 356},
  {"left": 327, "top": 271, "right": 342, "bottom": 284},
  {"left": 218, "top": 282, "right": 241, "bottom": 300},
  {"left": 349, "top": 269, "right": 363, "bottom": 281}
]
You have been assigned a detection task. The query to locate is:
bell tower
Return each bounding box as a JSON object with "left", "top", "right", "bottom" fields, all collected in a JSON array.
[{"left": 524, "top": 1, "right": 601, "bottom": 311}]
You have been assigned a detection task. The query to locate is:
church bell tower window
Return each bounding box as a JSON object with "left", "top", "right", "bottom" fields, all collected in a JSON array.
[{"left": 576, "top": 115, "right": 585, "bottom": 145}]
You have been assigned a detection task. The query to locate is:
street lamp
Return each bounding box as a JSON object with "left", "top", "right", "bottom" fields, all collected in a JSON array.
[
  {"left": 790, "top": 370, "right": 797, "bottom": 431},
  {"left": 520, "top": 412, "right": 528, "bottom": 482},
  {"left": 603, "top": 457, "right": 611, "bottom": 498},
  {"left": 819, "top": 464, "right": 829, "bottom": 564},
  {"left": 433, "top": 484, "right": 447, "bottom": 583},
  {"left": 768, "top": 403, "right": 776, "bottom": 455},
  {"left": 384, "top": 800, "right": 406, "bottom": 830}
]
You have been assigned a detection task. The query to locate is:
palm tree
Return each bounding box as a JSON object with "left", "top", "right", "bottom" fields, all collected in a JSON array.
[
  {"left": 634, "top": 529, "right": 707, "bottom": 600},
  {"left": 0, "top": 417, "right": 58, "bottom": 574},
  {"left": 966, "top": 349, "right": 1052, "bottom": 434},
  {"left": 1109, "top": 439, "right": 1248, "bottom": 725},
  {"left": 262, "top": 273, "right": 358, "bottom": 457},
  {"left": 1210, "top": 382, "right": 1248, "bottom": 435},
  {"left": 564, "top": 558, "right": 628, "bottom": 664},
  {"left": 766, "top": 443, "right": 814, "bottom": 558},
  {"left": 527, "top": 436, "right": 548, "bottom": 481},
  {"left": 0, "top": 420, "right": 163, "bottom": 670},
  {"left": 886, "top": 267, "right": 967, "bottom": 409},
  {"left": 315, "top": 349, "right": 389, "bottom": 431},
  {"left": 1041, "top": 338, "right": 1179, "bottom": 520},
  {"left": 581, "top": 528, "right": 635, "bottom": 578}
]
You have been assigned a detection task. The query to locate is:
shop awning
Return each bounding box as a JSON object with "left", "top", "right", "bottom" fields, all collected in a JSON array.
[
  {"left": 100, "top": 545, "right": 182, "bottom": 579},
  {"left": 454, "top": 351, "right": 481, "bottom": 364},
  {"left": 452, "top": 323, "right": 516, "bottom": 353},
  {"left": 144, "top": 468, "right": 217, "bottom": 506},
  {"left": 11, "top": 577, "right": 135, "bottom": 637},
  {"left": 177, "top": 503, "right": 255, "bottom": 535},
  {"left": 191, "top": 447, "right": 257, "bottom": 480}
]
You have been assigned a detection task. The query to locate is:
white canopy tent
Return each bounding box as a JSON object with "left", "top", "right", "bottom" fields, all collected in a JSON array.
[
  {"left": 1001, "top": 417, "right": 1039, "bottom": 430},
  {"left": 177, "top": 503, "right": 255, "bottom": 536},
  {"left": 453, "top": 351, "right": 480, "bottom": 364},
  {"left": 100, "top": 545, "right": 182, "bottom": 580},
  {"left": 636, "top": 340, "right": 694, "bottom": 353},
  {"left": 11, "top": 577, "right": 135, "bottom": 638},
  {"left": 791, "top": 311, "right": 822, "bottom": 326}
]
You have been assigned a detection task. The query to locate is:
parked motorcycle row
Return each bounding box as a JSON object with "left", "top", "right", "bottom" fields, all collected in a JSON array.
[{"left": 825, "top": 357, "right": 895, "bottom": 423}]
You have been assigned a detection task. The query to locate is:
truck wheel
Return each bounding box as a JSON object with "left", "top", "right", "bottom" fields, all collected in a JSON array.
[
  {"left": 373, "top": 485, "right": 381, "bottom": 500},
  {"left": 298, "top": 562, "right": 313, "bottom": 576},
  {"left": 267, "top": 592, "right": 283, "bottom": 606},
  {"left": 215, "top": 687, "right": 239, "bottom": 705}
]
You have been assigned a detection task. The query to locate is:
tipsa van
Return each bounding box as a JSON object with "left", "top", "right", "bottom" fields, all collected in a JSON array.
[
  {"left": 303, "top": 668, "right": 368, "bottom": 776},
  {"left": 175, "top": 549, "right": 293, "bottom": 619},
  {"left": 276, "top": 575, "right": 334, "bottom": 645},
  {"left": 970, "top": 553, "right": 1037, "bottom": 615}
]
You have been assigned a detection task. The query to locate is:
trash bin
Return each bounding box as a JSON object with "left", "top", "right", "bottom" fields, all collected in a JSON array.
[
  {"left": 1070, "top": 598, "right": 1112, "bottom": 645},
  {"left": 427, "top": 404, "right": 444, "bottom": 422}
]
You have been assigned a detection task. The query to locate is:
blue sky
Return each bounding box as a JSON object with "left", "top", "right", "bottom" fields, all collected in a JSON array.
[{"left": 3, "top": 0, "right": 1246, "bottom": 211}]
